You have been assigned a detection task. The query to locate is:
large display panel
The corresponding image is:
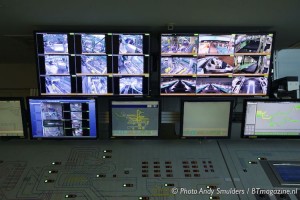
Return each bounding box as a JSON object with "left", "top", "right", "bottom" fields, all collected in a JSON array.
[
  {"left": 160, "top": 33, "right": 274, "bottom": 96},
  {"left": 110, "top": 99, "right": 160, "bottom": 137},
  {"left": 35, "top": 32, "right": 150, "bottom": 96},
  {"left": 0, "top": 98, "right": 27, "bottom": 137},
  {"left": 28, "top": 97, "right": 97, "bottom": 139},
  {"left": 242, "top": 99, "right": 300, "bottom": 138},
  {"left": 181, "top": 99, "right": 233, "bottom": 138}
]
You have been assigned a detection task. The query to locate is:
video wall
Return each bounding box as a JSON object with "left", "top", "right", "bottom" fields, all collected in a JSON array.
[
  {"left": 160, "top": 33, "right": 273, "bottom": 96},
  {"left": 35, "top": 32, "right": 150, "bottom": 96}
]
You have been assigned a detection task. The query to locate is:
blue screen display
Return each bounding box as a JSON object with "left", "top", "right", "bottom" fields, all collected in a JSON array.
[
  {"left": 29, "top": 98, "right": 97, "bottom": 138},
  {"left": 275, "top": 165, "right": 300, "bottom": 182}
]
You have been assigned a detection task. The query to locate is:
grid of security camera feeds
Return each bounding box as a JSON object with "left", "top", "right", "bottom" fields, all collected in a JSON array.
[
  {"left": 35, "top": 32, "right": 150, "bottom": 96},
  {"left": 161, "top": 33, "right": 273, "bottom": 96},
  {"left": 28, "top": 98, "right": 97, "bottom": 139}
]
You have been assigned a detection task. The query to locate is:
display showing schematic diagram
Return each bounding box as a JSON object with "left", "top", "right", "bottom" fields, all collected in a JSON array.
[
  {"left": 117, "top": 109, "right": 149, "bottom": 130},
  {"left": 244, "top": 101, "right": 300, "bottom": 136},
  {"left": 111, "top": 101, "right": 159, "bottom": 137}
]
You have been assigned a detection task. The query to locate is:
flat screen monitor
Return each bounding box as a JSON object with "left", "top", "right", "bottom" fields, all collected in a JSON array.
[
  {"left": 110, "top": 99, "right": 160, "bottom": 137},
  {"left": 181, "top": 100, "right": 233, "bottom": 138},
  {"left": 35, "top": 32, "right": 150, "bottom": 96},
  {"left": 160, "top": 33, "right": 274, "bottom": 96},
  {"left": 28, "top": 97, "right": 97, "bottom": 139},
  {"left": 0, "top": 98, "right": 26, "bottom": 137},
  {"left": 243, "top": 99, "right": 300, "bottom": 138}
]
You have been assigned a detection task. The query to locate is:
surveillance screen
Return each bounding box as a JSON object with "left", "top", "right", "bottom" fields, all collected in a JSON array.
[
  {"left": 43, "top": 34, "right": 68, "bottom": 54},
  {"left": 183, "top": 101, "right": 232, "bottom": 137},
  {"left": 232, "top": 77, "right": 268, "bottom": 95},
  {"left": 111, "top": 101, "right": 159, "bottom": 137},
  {"left": 81, "top": 34, "right": 106, "bottom": 54},
  {"left": 161, "top": 35, "right": 198, "bottom": 55},
  {"left": 81, "top": 55, "right": 107, "bottom": 74},
  {"left": 196, "top": 77, "right": 232, "bottom": 94},
  {"left": 28, "top": 98, "right": 97, "bottom": 138},
  {"left": 82, "top": 76, "right": 107, "bottom": 94},
  {"left": 244, "top": 101, "right": 300, "bottom": 137},
  {"left": 197, "top": 56, "right": 234, "bottom": 74},
  {"left": 161, "top": 77, "right": 196, "bottom": 94},
  {"left": 161, "top": 57, "right": 197, "bottom": 75},
  {"left": 45, "top": 76, "right": 71, "bottom": 94},
  {"left": 234, "top": 34, "right": 273, "bottom": 54},
  {"left": 119, "top": 34, "right": 143, "bottom": 54},
  {"left": 234, "top": 55, "right": 270, "bottom": 74},
  {"left": 198, "top": 34, "right": 234, "bottom": 55},
  {"left": 119, "top": 77, "right": 143, "bottom": 95},
  {"left": 45, "top": 55, "right": 70, "bottom": 75},
  {"left": 118, "top": 56, "right": 144, "bottom": 74},
  {"left": 0, "top": 100, "right": 25, "bottom": 137},
  {"left": 160, "top": 32, "right": 273, "bottom": 96}
]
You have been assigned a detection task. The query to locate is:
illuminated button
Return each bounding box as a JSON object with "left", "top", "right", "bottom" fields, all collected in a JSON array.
[
  {"left": 51, "top": 162, "right": 61, "bottom": 165},
  {"left": 44, "top": 179, "right": 54, "bottom": 183},
  {"left": 102, "top": 156, "right": 112, "bottom": 159},
  {"left": 96, "top": 174, "right": 106, "bottom": 178},
  {"left": 48, "top": 170, "right": 58, "bottom": 174},
  {"left": 164, "top": 183, "right": 174, "bottom": 186},
  {"left": 65, "top": 194, "right": 77, "bottom": 198},
  {"left": 103, "top": 150, "right": 112, "bottom": 153}
]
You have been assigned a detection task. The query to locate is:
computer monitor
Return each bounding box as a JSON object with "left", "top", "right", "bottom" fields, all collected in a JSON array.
[
  {"left": 35, "top": 32, "right": 150, "bottom": 96},
  {"left": 242, "top": 99, "right": 300, "bottom": 138},
  {"left": 181, "top": 99, "right": 233, "bottom": 138},
  {"left": 28, "top": 97, "right": 97, "bottom": 139},
  {"left": 160, "top": 33, "right": 274, "bottom": 96},
  {"left": 110, "top": 99, "right": 160, "bottom": 137},
  {"left": 0, "top": 98, "right": 27, "bottom": 137}
]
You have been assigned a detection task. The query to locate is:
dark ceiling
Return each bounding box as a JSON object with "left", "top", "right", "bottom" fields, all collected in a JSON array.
[{"left": 0, "top": 0, "right": 299, "bottom": 64}]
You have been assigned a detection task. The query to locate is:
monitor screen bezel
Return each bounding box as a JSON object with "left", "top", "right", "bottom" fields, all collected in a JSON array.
[
  {"left": 242, "top": 98, "right": 300, "bottom": 139},
  {"left": 160, "top": 31, "right": 275, "bottom": 97},
  {"left": 109, "top": 98, "right": 161, "bottom": 139},
  {"left": 27, "top": 96, "right": 99, "bottom": 140},
  {"left": 180, "top": 98, "right": 234, "bottom": 139},
  {"left": 0, "top": 97, "right": 27, "bottom": 138}
]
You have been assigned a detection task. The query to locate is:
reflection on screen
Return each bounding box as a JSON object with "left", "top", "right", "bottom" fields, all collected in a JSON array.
[
  {"left": 0, "top": 100, "right": 24, "bottom": 137},
  {"left": 29, "top": 98, "right": 97, "bottom": 138},
  {"left": 183, "top": 101, "right": 231, "bottom": 137},
  {"left": 111, "top": 101, "right": 159, "bottom": 137},
  {"left": 244, "top": 101, "right": 300, "bottom": 137}
]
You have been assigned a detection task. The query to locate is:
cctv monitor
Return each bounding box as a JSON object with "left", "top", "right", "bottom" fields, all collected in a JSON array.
[
  {"left": 181, "top": 100, "right": 233, "bottom": 138},
  {"left": 243, "top": 99, "right": 300, "bottom": 138},
  {"left": 160, "top": 32, "right": 274, "bottom": 96},
  {"left": 28, "top": 97, "right": 97, "bottom": 139},
  {"left": 0, "top": 98, "right": 27, "bottom": 137},
  {"left": 110, "top": 99, "right": 160, "bottom": 137}
]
